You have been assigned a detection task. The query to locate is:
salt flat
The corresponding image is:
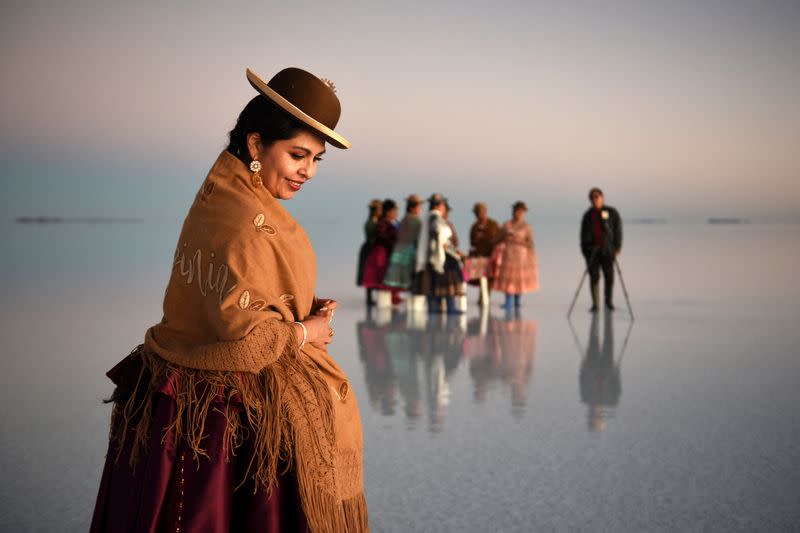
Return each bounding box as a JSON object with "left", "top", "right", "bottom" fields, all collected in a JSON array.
[{"left": 1, "top": 221, "right": 798, "bottom": 532}]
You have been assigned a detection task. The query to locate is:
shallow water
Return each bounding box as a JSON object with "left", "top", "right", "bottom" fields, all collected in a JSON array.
[{"left": 1, "top": 220, "right": 799, "bottom": 532}]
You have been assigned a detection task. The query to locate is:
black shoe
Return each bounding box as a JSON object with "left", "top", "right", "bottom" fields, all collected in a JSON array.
[
  {"left": 606, "top": 302, "right": 615, "bottom": 311},
  {"left": 589, "top": 305, "right": 599, "bottom": 313}
]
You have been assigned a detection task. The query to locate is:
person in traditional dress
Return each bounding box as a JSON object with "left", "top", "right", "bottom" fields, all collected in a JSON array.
[
  {"left": 443, "top": 200, "right": 460, "bottom": 249},
  {"left": 580, "top": 187, "right": 623, "bottom": 312},
  {"left": 383, "top": 194, "right": 423, "bottom": 293},
  {"left": 464, "top": 202, "right": 500, "bottom": 304},
  {"left": 469, "top": 202, "right": 500, "bottom": 259},
  {"left": 91, "top": 67, "right": 368, "bottom": 533},
  {"left": 357, "top": 199, "right": 382, "bottom": 306},
  {"left": 442, "top": 200, "right": 466, "bottom": 297},
  {"left": 412, "top": 194, "right": 464, "bottom": 314},
  {"left": 493, "top": 201, "right": 539, "bottom": 310},
  {"left": 360, "top": 199, "right": 401, "bottom": 304}
]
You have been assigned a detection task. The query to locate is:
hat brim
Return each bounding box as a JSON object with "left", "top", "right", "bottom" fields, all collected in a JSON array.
[{"left": 246, "top": 68, "right": 351, "bottom": 150}]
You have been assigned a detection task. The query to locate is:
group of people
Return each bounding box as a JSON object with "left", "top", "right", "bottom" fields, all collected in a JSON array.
[
  {"left": 358, "top": 186, "right": 624, "bottom": 315},
  {"left": 356, "top": 194, "right": 540, "bottom": 314}
]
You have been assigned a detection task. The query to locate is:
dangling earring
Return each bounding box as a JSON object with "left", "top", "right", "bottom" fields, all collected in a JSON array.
[{"left": 250, "top": 159, "right": 263, "bottom": 187}]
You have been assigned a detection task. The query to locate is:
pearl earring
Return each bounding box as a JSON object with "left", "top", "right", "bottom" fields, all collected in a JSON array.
[{"left": 250, "top": 160, "right": 263, "bottom": 187}]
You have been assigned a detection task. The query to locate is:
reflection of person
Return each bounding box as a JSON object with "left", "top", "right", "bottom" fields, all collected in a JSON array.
[
  {"left": 468, "top": 315, "right": 537, "bottom": 418},
  {"left": 356, "top": 315, "right": 398, "bottom": 416},
  {"left": 413, "top": 193, "right": 464, "bottom": 314},
  {"left": 580, "top": 311, "right": 621, "bottom": 432},
  {"left": 385, "top": 323, "right": 424, "bottom": 425},
  {"left": 91, "top": 67, "right": 367, "bottom": 532},
  {"left": 580, "top": 187, "right": 623, "bottom": 312},
  {"left": 384, "top": 194, "right": 423, "bottom": 291},
  {"left": 493, "top": 201, "right": 539, "bottom": 310},
  {"left": 361, "top": 199, "right": 401, "bottom": 303},
  {"left": 420, "top": 316, "right": 465, "bottom": 432},
  {"left": 357, "top": 199, "right": 382, "bottom": 306}
]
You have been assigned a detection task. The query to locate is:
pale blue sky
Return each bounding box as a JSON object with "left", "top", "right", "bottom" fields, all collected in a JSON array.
[{"left": 1, "top": 0, "right": 798, "bottom": 221}]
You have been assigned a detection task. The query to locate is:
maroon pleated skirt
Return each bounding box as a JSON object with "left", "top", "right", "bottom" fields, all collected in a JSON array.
[
  {"left": 90, "top": 352, "right": 309, "bottom": 533},
  {"left": 360, "top": 246, "right": 391, "bottom": 289}
]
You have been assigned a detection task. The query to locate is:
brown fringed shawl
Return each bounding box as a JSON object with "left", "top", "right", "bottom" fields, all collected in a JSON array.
[{"left": 120, "top": 150, "right": 367, "bottom": 532}]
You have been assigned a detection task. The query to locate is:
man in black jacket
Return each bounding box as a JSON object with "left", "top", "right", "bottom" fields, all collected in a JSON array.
[{"left": 580, "top": 188, "right": 623, "bottom": 312}]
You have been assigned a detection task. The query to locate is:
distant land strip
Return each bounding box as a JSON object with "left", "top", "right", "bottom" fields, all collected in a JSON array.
[
  {"left": 707, "top": 218, "right": 750, "bottom": 225},
  {"left": 630, "top": 218, "right": 668, "bottom": 225},
  {"left": 15, "top": 216, "right": 144, "bottom": 224}
]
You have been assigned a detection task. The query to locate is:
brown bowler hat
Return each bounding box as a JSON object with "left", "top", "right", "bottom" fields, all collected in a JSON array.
[{"left": 246, "top": 67, "right": 351, "bottom": 149}]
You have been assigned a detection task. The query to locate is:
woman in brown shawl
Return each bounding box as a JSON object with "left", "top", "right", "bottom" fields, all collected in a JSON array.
[{"left": 90, "top": 68, "right": 368, "bottom": 533}]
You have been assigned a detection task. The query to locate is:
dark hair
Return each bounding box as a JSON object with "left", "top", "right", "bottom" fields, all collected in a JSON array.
[
  {"left": 589, "top": 187, "right": 603, "bottom": 200},
  {"left": 226, "top": 96, "right": 313, "bottom": 165},
  {"left": 381, "top": 199, "right": 397, "bottom": 216}
]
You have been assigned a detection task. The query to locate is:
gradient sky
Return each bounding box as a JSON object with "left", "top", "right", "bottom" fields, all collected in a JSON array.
[{"left": 1, "top": 0, "right": 799, "bottom": 221}]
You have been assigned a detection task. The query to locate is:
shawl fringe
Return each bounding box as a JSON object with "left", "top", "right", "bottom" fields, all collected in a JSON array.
[{"left": 110, "top": 346, "right": 368, "bottom": 533}]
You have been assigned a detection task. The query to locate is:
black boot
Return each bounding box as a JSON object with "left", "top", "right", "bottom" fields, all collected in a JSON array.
[
  {"left": 605, "top": 277, "right": 615, "bottom": 311},
  {"left": 589, "top": 285, "right": 599, "bottom": 313}
]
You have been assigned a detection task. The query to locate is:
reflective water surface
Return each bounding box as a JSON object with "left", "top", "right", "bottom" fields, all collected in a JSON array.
[
  {"left": 357, "top": 310, "right": 540, "bottom": 431},
  {"left": 1, "top": 221, "right": 799, "bottom": 532}
]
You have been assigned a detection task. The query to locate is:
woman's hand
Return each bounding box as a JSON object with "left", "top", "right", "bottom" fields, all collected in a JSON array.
[
  {"left": 301, "top": 315, "right": 335, "bottom": 347},
  {"left": 313, "top": 298, "right": 338, "bottom": 321},
  {"left": 296, "top": 298, "right": 338, "bottom": 349}
]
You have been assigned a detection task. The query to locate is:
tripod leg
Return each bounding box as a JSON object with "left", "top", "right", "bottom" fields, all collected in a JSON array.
[
  {"left": 614, "top": 259, "right": 634, "bottom": 320},
  {"left": 567, "top": 268, "right": 589, "bottom": 318}
]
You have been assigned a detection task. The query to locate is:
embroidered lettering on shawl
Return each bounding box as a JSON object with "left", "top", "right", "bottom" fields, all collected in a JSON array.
[{"left": 174, "top": 244, "right": 237, "bottom": 304}]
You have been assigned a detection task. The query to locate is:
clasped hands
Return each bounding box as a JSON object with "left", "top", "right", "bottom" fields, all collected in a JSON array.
[{"left": 294, "top": 298, "right": 338, "bottom": 349}]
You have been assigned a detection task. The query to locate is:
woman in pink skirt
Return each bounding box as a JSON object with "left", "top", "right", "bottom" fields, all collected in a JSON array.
[
  {"left": 361, "top": 199, "right": 401, "bottom": 303},
  {"left": 492, "top": 201, "right": 539, "bottom": 310}
]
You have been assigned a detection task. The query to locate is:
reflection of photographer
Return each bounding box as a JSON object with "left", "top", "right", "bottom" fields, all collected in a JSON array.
[
  {"left": 580, "top": 188, "right": 623, "bottom": 312},
  {"left": 580, "top": 312, "right": 621, "bottom": 432}
]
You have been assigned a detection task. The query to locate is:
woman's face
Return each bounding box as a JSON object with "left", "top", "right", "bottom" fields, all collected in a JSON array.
[
  {"left": 249, "top": 130, "right": 326, "bottom": 200},
  {"left": 387, "top": 207, "right": 399, "bottom": 221}
]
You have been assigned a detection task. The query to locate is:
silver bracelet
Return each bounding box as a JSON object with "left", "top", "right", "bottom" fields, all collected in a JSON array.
[{"left": 293, "top": 321, "right": 307, "bottom": 349}]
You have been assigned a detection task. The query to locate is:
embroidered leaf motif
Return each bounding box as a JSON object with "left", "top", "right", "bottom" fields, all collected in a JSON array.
[
  {"left": 253, "top": 213, "right": 276, "bottom": 234},
  {"left": 258, "top": 224, "right": 277, "bottom": 234},
  {"left": 249, "top": 300, "right": 266, "bottom": 311},
  {"left": 239, "top": 290, "right": 251, "bottom": 309}
]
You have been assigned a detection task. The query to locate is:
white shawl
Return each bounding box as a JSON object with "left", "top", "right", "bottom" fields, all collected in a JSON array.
[{"left": 415, "top": 210, "right": 453, "bottom": 274}]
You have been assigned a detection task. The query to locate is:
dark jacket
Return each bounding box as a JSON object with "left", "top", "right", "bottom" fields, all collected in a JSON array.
[{"left": 580, "top": 206, "right": 622, "bottom": 259}]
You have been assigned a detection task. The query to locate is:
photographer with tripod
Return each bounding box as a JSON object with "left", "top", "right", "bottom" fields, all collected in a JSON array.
[{"left": 580, "top": 188, "right": 623, "bottom": 312}]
